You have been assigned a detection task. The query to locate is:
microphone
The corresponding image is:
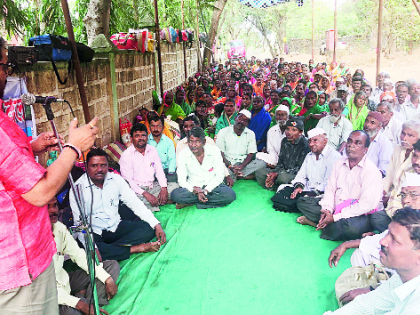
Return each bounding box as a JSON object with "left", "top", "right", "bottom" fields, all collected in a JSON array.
[{"left": 21, "top": 93, "right": 65, "bottom": 106}]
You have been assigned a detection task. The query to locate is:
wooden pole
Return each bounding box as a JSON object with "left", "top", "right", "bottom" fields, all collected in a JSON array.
[
  {"left": 153, "top": 0, "right": 164, "bottom": 99},
  {"left": 333, "top": 0, "right": 337, "bottom": 62},
  {"left": 413, "top": 0, "right": 420, "bottom": 16},
  {"left": 376, "top": 0, "right": 384, "bottom": 79},
  {"left": 60, "top": 0, "right": 91, "bottom": 123},
  {"left": 311, "top": 0, "right": 315, "bottom": 60},
  {"left": 196, "top": 0, "right": 201, "bottom": 72},
  {"left": 182, "top": 0, "right": 188, "bottom": 81}
]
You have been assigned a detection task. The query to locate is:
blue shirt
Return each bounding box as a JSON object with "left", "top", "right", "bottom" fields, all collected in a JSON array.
[
  {"left": 366, "top": 130, "right": 393, "bottom": 176},
  {"left": 148, "top": 133, "right": 176, "bottom": 173}
]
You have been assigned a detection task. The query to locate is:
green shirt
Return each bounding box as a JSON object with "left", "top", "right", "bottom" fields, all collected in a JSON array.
[{"left": 215, "top": 112, "right": 238, "bottom": 135}]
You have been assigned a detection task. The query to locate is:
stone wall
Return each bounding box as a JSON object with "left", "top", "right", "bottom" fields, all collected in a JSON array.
[{"left": 21, "top": 41, "right": 198, "bottom": 165}]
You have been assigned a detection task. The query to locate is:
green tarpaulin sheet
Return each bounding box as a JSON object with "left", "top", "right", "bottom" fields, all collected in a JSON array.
[{"left": 104, "top": 181, "right": 352, "bottom": 314}]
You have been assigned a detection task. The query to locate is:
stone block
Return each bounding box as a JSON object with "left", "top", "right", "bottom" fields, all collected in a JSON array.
[
  {"left": 87, "top": 67, "right": 98, "bottom": 82},
  {"left": 127, "top": 70, "right": 134, "bottom": 82}
]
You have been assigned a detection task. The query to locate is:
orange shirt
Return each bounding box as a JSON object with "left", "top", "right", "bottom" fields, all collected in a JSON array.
[{"left": 253, "top": 83, "right": 265, "bottom": 97}]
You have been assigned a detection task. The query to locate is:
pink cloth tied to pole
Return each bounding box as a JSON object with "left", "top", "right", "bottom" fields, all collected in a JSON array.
[{"left": 334, "top": 199, "right": 378, "bottom": 215}]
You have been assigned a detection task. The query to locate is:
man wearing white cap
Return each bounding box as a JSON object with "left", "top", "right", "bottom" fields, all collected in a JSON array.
[
  {"left": 288, "top": 128, "right": 341, "bottom": 215},
  {"left": 328, "top": 77, "right": 345, "bottom": 100},
  {"left": 255, "top": 105, "right": 289, "bottom": 167},
  {"left": 325, "top": 173, "right": 420, "bottom": 310},
  {"left": 216, "top": 110, "right": 258, "bottom": 181},
  {"left": 316, "top": 98, "right": 353, "bottom": 153}
]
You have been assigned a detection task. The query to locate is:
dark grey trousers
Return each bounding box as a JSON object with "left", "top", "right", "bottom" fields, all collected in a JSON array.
[
  {"left": 59, "top": 260, "right": 120, "bottom": 315},
  {"left": 164, "top": 168, "right": 178, "bottom": 182},
  {"left": 171, "top": 184, "right": 236, "bottom": 209},
  {"left": 255, "top": 167, "right": 296, "bottom": 191},
  {"left": 297, "top": 196, "right": 390, "bottom": 241}
]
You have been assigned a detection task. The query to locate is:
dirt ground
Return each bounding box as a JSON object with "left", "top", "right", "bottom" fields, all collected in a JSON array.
[{"left": 248, "top": 48, "right": 420, "bottom": 85}]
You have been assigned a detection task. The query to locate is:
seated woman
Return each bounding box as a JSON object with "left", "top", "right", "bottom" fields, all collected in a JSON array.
[
  {"left": 346, "top": 91, "right": 369, "bottom": 130},
  {"left": 298, "top": 90, "right": 328, "bottom": 134},
  {"left": 158, "top": 91, "right": 186, "bottom": 125},
  {"left": 248, "top": 96, "right": 272, "bottom": 152}
]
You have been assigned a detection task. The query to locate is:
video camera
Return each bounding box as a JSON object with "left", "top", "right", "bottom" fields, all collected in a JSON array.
[{"left": 8, "top": 46, "right": 39, "bottom": 74}]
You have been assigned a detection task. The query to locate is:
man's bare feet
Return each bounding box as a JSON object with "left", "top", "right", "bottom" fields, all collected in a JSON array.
[
  {"left": 297, "top": 216, "right": 317, "bottom": 227},
  {"left": 130, "top": 241, "right": 161, "bottom": 254},
  {"left": 176, "top": 203, "right": 194, "bottom": 209}
]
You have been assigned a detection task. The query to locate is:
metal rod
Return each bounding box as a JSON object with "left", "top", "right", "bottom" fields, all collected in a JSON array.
[
  {"left": 153, "top": 0, "right": 164, "bottom": 99},
  {"left": 60, "top": 0, "right": 91, "bottom": 123},
  {"left": 333, "top": 0, "right": 337, "bottom": 62},
  {"left": 182, "top": 0, "right": 188, "bottom": 81},
  {"left": 312, "top": 0, "right": 315, "bottom": 60},
  {"left": 376, "top": 0, "right": 384, "bottom": 79},
  {"left": 196, "top": 0, "right": 201, "bottom": 72}
]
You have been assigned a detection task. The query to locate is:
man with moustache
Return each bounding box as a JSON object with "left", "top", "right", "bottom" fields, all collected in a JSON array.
[
  {"left": 323, "top": 206, "right": 420, "bottom": 314},
  {"left": 300, "top": 131, "right": 383, "bottom": 241},
  {"left": 48, "top": 198, "right": 120, "bottom": 315},
  {"left": 171, "top": 127, "right": 236, "bottom": 209},
  {"left": 376, "top": 101, "right": 403, "bottom": 147},
  {"left": 272, "top": 128, "right": 340, "bottom": 215},
  {"left": 397, "top": 82, "right": 420, "bottom": 121},
  {"left": 120, "top": 123, "right": 179, "bottom": 212},
  {"left": 0, "top": 37, "right": 98, "bottom": 314},
  {"left": 256, "top": 118, "right": 310, "bottom": 190},
  {"left": 383, "top": 120, "right": 420, "bottom": 216},
  {"left": 317, "top": 98, "right": 353, "bottom": 154},
  {"left": 216, "top": 110, "right": 257, "bottom": 181},
  {"left": 363, "top": 112, "right": 393, "bottom": 177},
  {"left": 71, "top": 148, "right": 166, "bottom": 261}
]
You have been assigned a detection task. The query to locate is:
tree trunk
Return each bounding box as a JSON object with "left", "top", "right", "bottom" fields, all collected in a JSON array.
[
  {"left": 202, "top": 0, "right": 228, "bottom": 69},
  {"left": 83, "top": 0, "right": 112, "bottom": 46},
  {"left": 263, "top": 34, "right": 276, "bottom": 58}
]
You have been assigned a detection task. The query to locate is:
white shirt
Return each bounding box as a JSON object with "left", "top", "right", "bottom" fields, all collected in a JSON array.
[
  {"left": 317, "top": 115, "right": 353, "bottom": 151},
  {"left": 366, "top": 130, "right": 394, "bottom": 176},
  {"left": 70, "top": 173, "right": 160, "bottom": 236},
  {"left": 383, "top": 115, "right": 402, "bottom": 148},
  {"left": 256, "top": 124, "right": 286, "bottom": 165},
  {"left": 291, "top": 144, "right": 341, "bottom": 192},
  {"left": 324, "top": 273, "right": 420, "bottom": 315},
  {"left": 177, "top": 144, "right": 225, "bottom": 193},
  {"left": 397, "top": 100, "right": 420, "bottom": 121},
  {"left": 216, "top": 125, "right": 257, "bottom": 165},
  {"left": 53, "top": 221, "right": 110, "bottom": 308}
]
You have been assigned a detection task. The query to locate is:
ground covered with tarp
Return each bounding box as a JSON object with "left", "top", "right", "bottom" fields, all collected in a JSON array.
[{"left": 104, "top": 181, "right": 352, "bottom": 315}]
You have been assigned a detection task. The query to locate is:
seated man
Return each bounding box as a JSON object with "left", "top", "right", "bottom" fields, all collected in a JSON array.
[
  {"left": 71, "top": 148, "right": 166, "bottom": 261},
  {"left": 177, "top": 114, "right": 233, "bottom": 187},
  {"left": 48, "top": 198, "right": 120, "bottom": 315},
  {"left": 376, "top": 101, "right": 402, "bottom": 148},
  {"left": 147, "top": 114, "right": 177, "bottom": 182},
  {"left": 172, "top": 127, "right": 236, "bottom": 209},
  {"left": 255, "top": 118, "right": 310, "bottom": 191},
  {"left": 255, "top": 105, "right": 289, "bottom": 167},
  {"left": 215, "top": 98, "right": 238, "bottom": 137},
  {"left": 317, "top": 98, "right": 353, "bottom": 153},
  {"left": 120, "top": 123, "right": 178, "bottom": 212},
  {"left": 216, "top": 110, "right": 258, "bottom": 181},
  {"left": 383, "top": 120, "right": 420, "bottom": 215},
  {"left": 363, "top": 111, "right": 393, "bottom": 177},
  {"left": 323, "top": 206, "right": 420, "bottom": 314},
  {"left": 269, "top": 128, "right": 340, "bottom": 215},
  {"left": 298, "top": 131, "right": 385, "bottom": 241}
]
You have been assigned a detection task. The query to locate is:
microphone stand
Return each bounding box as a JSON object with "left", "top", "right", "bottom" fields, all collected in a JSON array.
[{"left": 42, "top": 98, "right": 101, "bottom": 315}]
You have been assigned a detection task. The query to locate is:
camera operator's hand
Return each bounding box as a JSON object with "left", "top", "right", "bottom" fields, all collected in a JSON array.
[
  {"left": 68, "top": 117, "right": 99, "bottom": 152},
  {"left": 31, "top": 132, "right": 64, "bottom": 156}
]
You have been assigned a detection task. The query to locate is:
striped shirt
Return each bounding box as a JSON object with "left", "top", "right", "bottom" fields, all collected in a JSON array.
[{"left": 323, "top": 273, "right": 420, "bottom": 314}]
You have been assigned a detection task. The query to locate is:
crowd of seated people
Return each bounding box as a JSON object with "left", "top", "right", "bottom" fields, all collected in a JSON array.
[{"left": 59, "top": 57, "right": 420, "bottom": 314}]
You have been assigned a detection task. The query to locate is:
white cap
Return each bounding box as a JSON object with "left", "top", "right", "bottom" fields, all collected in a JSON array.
[
  {"left": 239, "top": 109, "right": 251, "bottom": 119},
  {"left": 382, "top": 94, "right": 394, "bottom": 101},
  {"left": 307, "top": 127, "right": 327, "bottom": 139},
  {"left": 336, "top": 77, "right": 345, "bottom": 82},
  {"left": 275, "top": 105, "right": 290, "bottom": 115},
  {"left": 402, "top": 172, "right": 420, "bottom": 188}
]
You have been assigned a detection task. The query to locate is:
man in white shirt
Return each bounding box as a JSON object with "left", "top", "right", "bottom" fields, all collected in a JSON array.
[
  {"left": 398, "top": 82, "right": 420, "bottom": 121},
  {"left": 172, "top": 127, "right": 236, "bottom": 209},
  {"left": 48, "top": 198, "right": 120, "bottom": 315},
  {"left": 376, "top": 101, "right": 402, "bottom": 148},
  {"left": 363, "top": 111, "right": 393, "bottom": 177},
  {"left": 216, "top": 110, "right": 258, "bottom": 181},
  {"left": 324, "top": 206, "right": 420, "bottom": 314},
  {"left": 255, "top": 105, "right": 289, "bottom": 167},
  {"left": 317, "top": 98, "right": 353, "bottom": 153},
  {"left": 70, "top": 149, "right": 166, "bottom": 261}
]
